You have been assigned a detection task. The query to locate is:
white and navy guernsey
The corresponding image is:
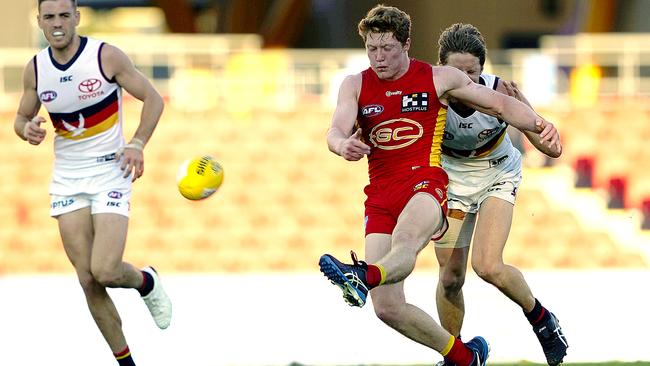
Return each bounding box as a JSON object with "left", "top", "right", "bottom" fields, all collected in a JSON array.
[
  {"left": 442, "top": 73, "right": 514, "bottom": 163},
  {"left": 35, "top": 36, "right": 124, "bottom": 178}
]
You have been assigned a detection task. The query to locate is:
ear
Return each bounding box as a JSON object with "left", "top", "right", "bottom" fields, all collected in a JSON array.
[
  {"left": 36, "top": 13, "right": 43, "bottom": 30},
  {"left": 75, "top": 10, "right": 80, "bottom": 26},
  {"left": 403, "top": 38, "right": 411, "bottom": 53}
]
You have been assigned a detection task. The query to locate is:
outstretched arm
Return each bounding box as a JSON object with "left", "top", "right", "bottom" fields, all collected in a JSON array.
[
  {"left": 14, "top": 58, "right": 47, "bottom": 145},
  {"left": 435, "top": 66, "right": 553, "bottom": 142},
  {"left": 327, "top": 74, "right": 370, "bottom": 161},
  {"left": 101, "top": 44, "right": 164, "bottom": 181},
  {"left": 498, "top": 80, "right": 561, "bottom": 158}
]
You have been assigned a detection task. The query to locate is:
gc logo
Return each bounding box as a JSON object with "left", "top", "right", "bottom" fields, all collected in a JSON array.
[{"left": 368, "top": 118, "right": 423, "bottom": 150}]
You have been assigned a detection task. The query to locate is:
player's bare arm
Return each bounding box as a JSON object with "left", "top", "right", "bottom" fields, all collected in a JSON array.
[
  {"left": 101, "top": 44, "right": 164, "bottom": 181},
  {"left": 435, "top": 65, "right": 552, "bottom": 136},
  {"left": 326, "top": 73, "right": 370, "bottom": 161},
  {"left": 498, "top": 80, "right": 562, "bottom": 158},
  {"left": 14, "top": 59, "right": 47, "bottom": 145}
]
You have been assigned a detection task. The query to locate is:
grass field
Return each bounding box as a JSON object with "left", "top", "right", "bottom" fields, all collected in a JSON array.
[
  {"left": 318, "top": 363, "right": 650, "bottom": 366},
  {"left": 392, "top": 364, "right": 650, "bottom": 366}
]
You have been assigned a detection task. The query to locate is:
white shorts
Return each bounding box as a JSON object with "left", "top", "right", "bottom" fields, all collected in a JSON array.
[
  {"left": 49, "top": 163, "right": 132, "bottom": 218},
  {"left": 444, "top": 151, "right": 522, "bottom": 214}
]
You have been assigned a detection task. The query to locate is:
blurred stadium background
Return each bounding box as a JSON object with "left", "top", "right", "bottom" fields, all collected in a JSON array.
[{"left": 1, "top": 0, "right": 650, "bottom": 365}]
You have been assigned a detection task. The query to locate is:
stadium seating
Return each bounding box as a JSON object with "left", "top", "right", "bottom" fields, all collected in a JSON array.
[{"left": 1, "top": 101, "right": 647, "bottom": 274}]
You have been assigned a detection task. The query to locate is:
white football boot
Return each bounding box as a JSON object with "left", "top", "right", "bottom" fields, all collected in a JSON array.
[{"left": 141, "top": 266, "right": 172, "bottom": 329}]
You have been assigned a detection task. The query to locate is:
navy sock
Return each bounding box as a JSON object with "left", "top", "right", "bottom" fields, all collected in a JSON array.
[
  {"left": 137, "top": 271, "right": 154, "bottom": 297},
  {"left": 525, "top": 298, "right": 550, "bottom": 325}
]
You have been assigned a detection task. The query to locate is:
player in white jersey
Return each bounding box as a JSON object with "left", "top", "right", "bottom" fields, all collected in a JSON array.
[
  {"left": 13, "top": 1, "right": 170, "bottom": 365},
  {"left": 433, "top": 24, "right": 568, "bottom": 366}
]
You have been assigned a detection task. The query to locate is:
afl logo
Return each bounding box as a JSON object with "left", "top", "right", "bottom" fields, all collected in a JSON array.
[
  {"left": 107, "top": 191, "right": 123, "bottom": 199},
  {"left": 369, "top": 118, "right": 423, "bottom": 150},
  {"left": 361, "top": 104, "right": 384, "bottom": 117},
  {"left": 40, "top": 90, "right": 57, "bottom": 102},
  {"left": 78, "top": 78, "right": 102, "bottom": 93}
]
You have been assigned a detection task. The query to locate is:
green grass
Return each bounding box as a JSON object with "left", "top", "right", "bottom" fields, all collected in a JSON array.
[
  {"left": 311, "top": 363, "right": 650, "bottom": 366},
  {"left": 489, "top": 363, "right": 650, "bottom": 366}
]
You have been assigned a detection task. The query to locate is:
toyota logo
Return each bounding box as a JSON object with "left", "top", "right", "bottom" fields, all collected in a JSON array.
[{"left": 78, "top": 78, "right": 102, "bottom": 93}]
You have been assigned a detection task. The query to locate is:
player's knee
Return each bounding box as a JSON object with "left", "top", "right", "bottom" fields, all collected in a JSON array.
[
  {"left": 77, "top": 271, "right": 102, "bottom": 293},
  {"left": 439, "top": 269, "right": 465, "bottom": 295},
  {"left": 91, "top": 266, "right": 122, "bottom": 287},
  {"left": 373, "top": 302, "right": 402, "bottom": 326},
  {"left": 471, "top": 258, "right": 502, "bottom": 284}
]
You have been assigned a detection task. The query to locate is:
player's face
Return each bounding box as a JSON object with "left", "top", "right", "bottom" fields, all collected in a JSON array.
[
  {"left": 38, "top": 0, "right": 79, "bottom": 51},
  {"left": 445, "top": 52, "right": 482, "bottom": 83},
  {"left": 365, "top": 32, "right": 409, "bottom": 81}
]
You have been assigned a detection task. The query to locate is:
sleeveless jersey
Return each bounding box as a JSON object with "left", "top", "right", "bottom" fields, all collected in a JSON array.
[
  {"left": 442, "top": 73, "right": 518, "bottom": 171},
  {"left": 357, "top": 59, "right": 447, "bottom": 182},
  {"left": 35, "top": 36, "right": 123, "bottom": 178}
]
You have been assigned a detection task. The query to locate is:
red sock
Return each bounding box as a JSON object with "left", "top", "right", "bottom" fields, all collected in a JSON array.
[
  {"left": 365, "top": 264, "right": 384, "bottom": 288},
  {"left": 444, "top": 338, "right": 474, "bottom": 366}
]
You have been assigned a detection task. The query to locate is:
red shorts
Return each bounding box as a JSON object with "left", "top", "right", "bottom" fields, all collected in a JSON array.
[{"left": 364, "top": 166, "right": 449, "bottom": 238}]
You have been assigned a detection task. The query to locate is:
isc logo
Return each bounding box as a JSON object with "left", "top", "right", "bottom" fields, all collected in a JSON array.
[{"left": 369, "top": 118, "right": 423, "bottom": 150}]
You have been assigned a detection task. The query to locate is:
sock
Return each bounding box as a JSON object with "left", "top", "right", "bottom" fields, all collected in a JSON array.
[
  {"left": 441, "top": 336, "right": 474, "bottom": 366},
  {"left": 524, "top": 298, "right": 550, "bottom": 325},
  {"left": 114, "top": 346, "right": 136, "bottom": 366},
  {"left": 365, "top": 264, "right": 386, "bottom": 288},
  {"left": 442, "top": 335, "right": 461, "bottom": 363},
  {"left": 137, "top": 271, "right": 154, "bottom": 297}
]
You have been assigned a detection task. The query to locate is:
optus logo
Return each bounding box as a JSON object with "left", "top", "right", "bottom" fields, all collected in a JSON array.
[{"left": 368, "top": 118, "right": 423, "bottom": 150}]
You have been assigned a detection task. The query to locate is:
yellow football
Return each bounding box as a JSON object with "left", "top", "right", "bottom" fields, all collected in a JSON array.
[{"left": 176, "top": 155, "right": 224, "bottom": 200}]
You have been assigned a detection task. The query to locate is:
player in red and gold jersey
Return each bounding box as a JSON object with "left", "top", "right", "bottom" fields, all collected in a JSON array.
[{"left": 318, "top": 5, "right": 558, "bottom": 366}]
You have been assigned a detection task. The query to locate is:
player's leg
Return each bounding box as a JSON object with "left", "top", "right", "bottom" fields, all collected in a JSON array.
[
  {"left": 91, "top": 212, "right": 172, "bottom": 329},
  {"left": 90, "top": 213, "right": 143, "bottom": 289},
  {"left": 471, "top": 196, "right": 567, "bottom": 365},
  {"left": 373, "top": 192, "right": 444, "bottom": 282},
  {"left": 319, "top": 194, "right": 443, "bottom": 304},
  {"left": 57, "top": 207, "right": 131, "bottom": 359},
  {"left": 471, "top": 197, "right": 532, "bottom": 308},
  {"left": 434, "top": 210, "right": 475, "bottom": 337},
  {"left": 365, "top": 225, "right": 488, "bottom": 366},
  {"left": 88, "top": 180, "right": 143, "bottom": 291},
  {"left": 367, "top": 233, "right": 454, "bottom": 351}
]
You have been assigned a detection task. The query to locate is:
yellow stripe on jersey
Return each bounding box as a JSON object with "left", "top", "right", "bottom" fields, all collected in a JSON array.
[
  {"left": 474, "top": 130, "right": 506, "bottom": 157},
  {"left": 429, "top": 108, "right": 447, "bottom": 167},
  {"left": 56, "top": 112, "right": 119, "bottom": 140}
]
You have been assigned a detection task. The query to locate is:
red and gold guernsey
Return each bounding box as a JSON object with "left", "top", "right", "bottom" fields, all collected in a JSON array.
[{"left": 358, "top": 59, "right": 447, "bottom": 183}]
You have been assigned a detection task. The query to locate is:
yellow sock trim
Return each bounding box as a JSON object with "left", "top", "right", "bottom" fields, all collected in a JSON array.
[
  {"left": 377, "top": 264, "right": 387, "bottom": 285},
  {"left": 441, "top": 335, "right": 455, "bottom": 356},
  {"left": 115, "top": 351, "right": 131, "bottom": 360}
]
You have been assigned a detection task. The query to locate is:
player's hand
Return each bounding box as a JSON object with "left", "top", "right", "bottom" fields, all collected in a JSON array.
[
  {"left": 502, "top": 80, "right": 523, "bottom": 101},
  {"left": 535, "top": 119, "right": 562, "bottom": 157},
  {"left": 339, "top": 128, "right": 371, "bottom": 161},
  {"left": 116, "top": 138, "right": 145, "bottom": 182},
  {"left": 23, "top": 116, "right": 47, "bottom": 145}
]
